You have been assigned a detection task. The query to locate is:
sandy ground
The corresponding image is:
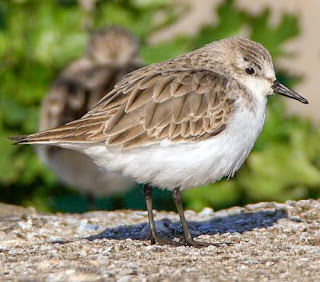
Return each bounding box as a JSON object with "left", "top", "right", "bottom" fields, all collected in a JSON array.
[{"left": 1, "top": 200, "right": 320, "bottom": 281}]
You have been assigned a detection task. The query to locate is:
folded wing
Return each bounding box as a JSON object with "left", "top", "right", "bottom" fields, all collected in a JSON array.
[{"left": 11, "top": 68, "right": 239, "bottom": 148}]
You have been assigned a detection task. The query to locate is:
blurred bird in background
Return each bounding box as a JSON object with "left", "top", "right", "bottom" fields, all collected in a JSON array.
[{"left": 37, "top": 26, "right": 143, "bottom": 207}]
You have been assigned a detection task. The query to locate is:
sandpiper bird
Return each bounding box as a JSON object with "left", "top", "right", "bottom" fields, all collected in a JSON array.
[
  {"left": 37, "top": 26, "right": 143, "bottom": 200},
  {"left": 10, "top": 37, "right": 308, "bottom": 247}
]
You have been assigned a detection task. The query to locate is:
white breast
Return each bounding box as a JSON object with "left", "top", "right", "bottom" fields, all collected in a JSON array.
[{"left": 77, "top": 95, "right": 267, "bottom": 191}]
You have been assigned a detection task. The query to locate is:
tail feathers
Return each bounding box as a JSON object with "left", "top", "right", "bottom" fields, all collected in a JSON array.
[
  {"left": 8, "top": 135, "right": 35, "bottom": 145},
  {"left": 8, "top": 110, "right": 110, "bottom": 145},
  {"left": 8, "top": 131, "right": 67, "bottom": 145},
  {"left": 8, "top": 135, "right": 28, "bottom": 145},
  {"left": 9, "top": 119, "right": 107, "bottom": 145}
]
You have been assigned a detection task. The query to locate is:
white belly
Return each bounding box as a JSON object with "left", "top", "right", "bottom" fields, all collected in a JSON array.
[{"left": 75, "top": 98, "right": 266, "bottom": 191}]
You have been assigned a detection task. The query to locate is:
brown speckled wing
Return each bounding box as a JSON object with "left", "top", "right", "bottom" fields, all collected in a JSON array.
[{"left": 18, "top": 68, "right": 238, "bottom": 147}]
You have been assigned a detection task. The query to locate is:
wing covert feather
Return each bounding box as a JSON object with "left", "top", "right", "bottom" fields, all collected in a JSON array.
[{"left": 37, "top": 68, "right": 239, "bottom": 148}]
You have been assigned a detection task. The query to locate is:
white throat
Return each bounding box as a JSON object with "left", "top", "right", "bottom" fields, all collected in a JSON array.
[{"left": 242, "top": 76, "right": 272, "bottom": 101}]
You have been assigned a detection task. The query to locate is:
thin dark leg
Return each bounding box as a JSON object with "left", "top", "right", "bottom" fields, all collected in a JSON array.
[
  {"left": 143, "top": 184, "right": 157, "bottom": 244},
  {"left": 143, "top": 184, "right": 183, "bottom": 246},
  {"left": 172, "top": 188, "right": 210, "bottom": 247}
]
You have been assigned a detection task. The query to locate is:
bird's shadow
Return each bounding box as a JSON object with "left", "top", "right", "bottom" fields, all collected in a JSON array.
[{"left": 85, "top": 207, "right": 289, "bottom": 242}]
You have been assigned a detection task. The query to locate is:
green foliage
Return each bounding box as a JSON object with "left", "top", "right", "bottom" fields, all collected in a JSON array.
[
  {"left": 194, "top": 0, "right": 247, "bottom": 48},
  {"left": 94, "top": 0, "right": 185, "bottom": 42},
  {"left": 141, "top": 36, "right": 192, "bottom": 63},
  {"left": 248, "top": 10, "right": 299, "bottom": 58},
  {"left": 0, "top": 0, "right": 319, "bottom": 213}
]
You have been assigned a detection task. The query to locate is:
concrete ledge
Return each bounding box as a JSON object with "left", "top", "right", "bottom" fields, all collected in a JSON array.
[{"left": 1, "top": 200, "right": 320, "bottom": 281}]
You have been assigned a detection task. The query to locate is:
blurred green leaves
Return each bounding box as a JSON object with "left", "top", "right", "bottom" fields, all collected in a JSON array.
[
  {"left": 95, "top": 0, "right": 186, "bottom": 42},
  {"left": 194, "top": 0, "right": 247, "bottom": 48},
  {"left": 249, "top": 10, "right": 299, "bottom": 58},
  {"left": 0, "top": 0, "right": 319, "bottom": 212}
]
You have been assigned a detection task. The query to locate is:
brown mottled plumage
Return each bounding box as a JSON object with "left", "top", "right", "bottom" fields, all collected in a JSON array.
[
  {"left": 35, "top": 69, "right": 236, "bottom": 148},
  {"left": 11, "top": 37, "right": 308, "bottom": 247}
]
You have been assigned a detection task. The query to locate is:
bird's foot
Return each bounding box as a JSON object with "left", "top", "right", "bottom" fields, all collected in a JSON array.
[
  {"left": 182, "top": 237, "right": 233, "bottom": 248},
  {"left": 150, "top": 234, "right": 185, "bottom": 247},
  {"left": 150, "top": 235, "right": 232, "bottom": 248}
]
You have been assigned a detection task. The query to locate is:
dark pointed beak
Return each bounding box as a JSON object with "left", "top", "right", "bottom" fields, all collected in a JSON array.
[{"left": 272, "top": 80, "right": 308, "bottom": 104}]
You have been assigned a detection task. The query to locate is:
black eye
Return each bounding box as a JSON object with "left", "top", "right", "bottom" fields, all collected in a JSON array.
[{"left": 245, "top": 67, "right": 255, "bottom": 75}]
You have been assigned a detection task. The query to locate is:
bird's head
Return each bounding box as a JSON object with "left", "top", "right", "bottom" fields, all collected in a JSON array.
[{"left": 208, "top": 37, "right": 308, "bottom": 104}]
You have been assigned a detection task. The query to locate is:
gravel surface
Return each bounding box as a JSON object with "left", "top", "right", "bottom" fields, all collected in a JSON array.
[{"left": 1, "top": 200, "right": 320, "bottom": 281}]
